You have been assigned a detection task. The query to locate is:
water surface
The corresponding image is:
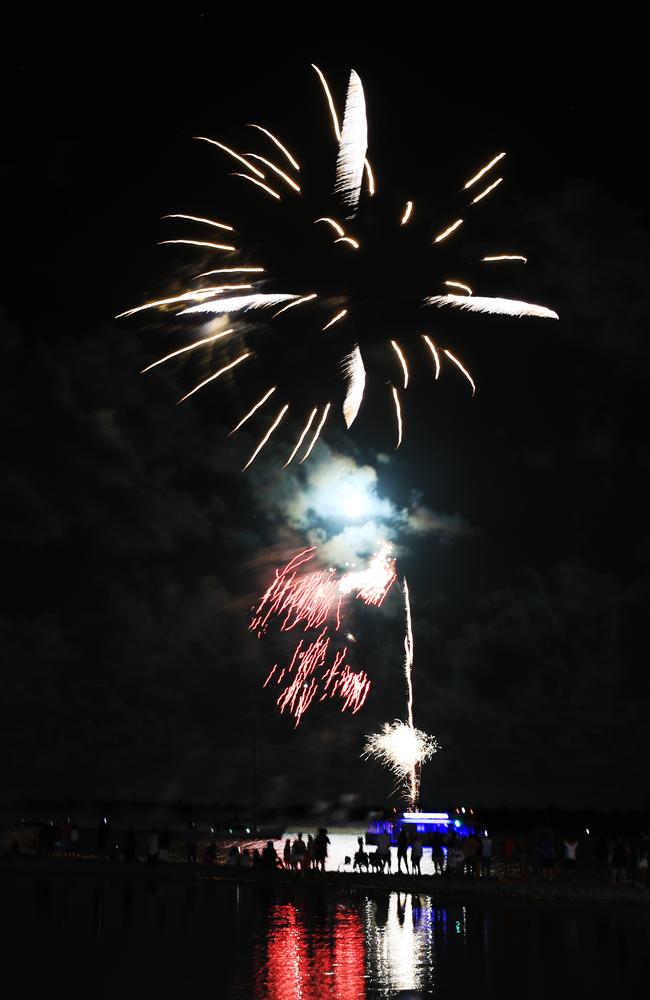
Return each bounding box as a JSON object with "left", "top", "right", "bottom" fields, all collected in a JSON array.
[{"left": 2, "top": 869, "right": 648, "bottom": 998}]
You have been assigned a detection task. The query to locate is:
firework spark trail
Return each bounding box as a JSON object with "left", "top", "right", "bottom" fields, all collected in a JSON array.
[
  {"left": 242, "top": 403, "right": 289, "bottom": 470},
  {"left": 443, "top": 348, "right": 476, "bottom": 396},
  {"left": 426, "top": 293, "right": 559, "bottom": 320},
  {"left": 246, "top": 124, "right": 301, "bottom": 171},
  {"left": 178, "top": 352, "right": 250, "bottom": 403},
  {"left": 464, "top": 151, "right": 506, "bottom": 189},
  {"left": 403, "top": 579, "right": 414, "bottom": 730},
  {"left": 481, "top": 254, "right": 527, "bottom": 263},
  {"left": 433, "top": 219, "right": 463, "bottom": 243},
  {"left": 283, "top": 408, "right": 318, "bottom": 467},
  {"left": 390, "top": 341, "right": 409, "bottom": 388},
  {"left": 246, "top": 154, "right": 301, "bottom": 192},
  {"left": 402, "top": 579, "right": 418, "bottom": 809},
  {"left": 315, "top": 217, "right": 345, "bottom": 236},
  {"left": 334, "top": 236, "right": 360, "bottom": 249},
  {"left": 141, "top": 329, "right": 233, "bottom": 373},
  {"left": 391, "top": 387, "right": 403, "bottom": 448},
  {"left": 230, "top": 386, "right": 276, "bottom": 434},
  {"left": 194, "top": 267, "right": 265, "bottom": 277},
  {"left": 118, "top": 288, "right": 251, "bottom": 320},
  {"left": 159, "top": 238, "right": 237, "bottom": 252},
  {"left": 334, "top": 70, "right": 368, "bottom": 214},
  {"left": 194, "top": 137, "right": 266, "bottom": 178},
  {"left": 299, "top": 403, "right": 331, "bottom": 463},
  {"left": 253, "top": 545, "right": 396, "bottom": 726},
  {"left": 179, "top": 293, "right": 300, "bottom": 316},
  {"left": 341, "top": 345, "right": 366, "bottom": 429},
  {"left": 423, "top": 336, "right": 441, "bottom": 379},
  {"left": 444, "top": 280, "right": 473, "bottom": 295},
  {"left": 230, "top": 173, "right": 282, "bottom": 200},
  {"left": 470, "top": 177, "right": 503, "bottom": 204},
  {"left": 162, "top": 213, "right": 234, "bottom": 231},
  {"left": 272, "top": 293, "right": 318, "bottom": 318}
]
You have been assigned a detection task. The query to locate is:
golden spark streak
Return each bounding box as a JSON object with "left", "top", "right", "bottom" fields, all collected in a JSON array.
[
  {"left": 242, "top": 404, "right": 289, "bottom": 470},
  {"left": 272, "top": 293, "right": 318, "bottom": 318},
  {"left": 444, "top": 280, "right": 473, "bottom": 295},
  {"left": 471, "top": 177, "right": 503, "bottom": 204},
  {"left": 444, "top": 348, "right": 476, "bottom": 396},
  {"left": 159, "top": 239, "right": 237, "bottom": 251},
  {"left": 423, "top": 336, "right": 440, "bottom": 379},
  {"left": 116, "top": 288, "right": 246, "bottom": 319},
  {"left": 180, "top": 293, "right": 298, "bottom": 316},
  {"left": 390, "top": 340, "right": 409, "bottom": 388},
  {"left": 315, "top": 217, "right": 345, "bottom": 237},
  {"left": 322, "top": 309, "right": 348, "bottom": 330},
  {"left": 426, "top": 293, "right": 558, "bottom": 320},
  {"left": 401, "top": 201, "right": 413, "bottom": 225},
  {"left": 283, "top": 408, "right": 318, "bottom": 467},
  {"left": 194, "top": 267, "right": 265, "bottom": 278},
  {"left": 433, "top": 219, "right": 463, "bottom": 243},
  {"left": 246, "top": 154, "right": 301, "bottom": 192},
  {"left": 162, "top": 214, "right": 234, "bottom": 231},
  {"left": 141, "top": 330, "right": 233, "bottom": 373},
  {"left": 230, "top": 387, "right": 276, "bottom": 434},
  {"left": 246, "top": 124, "right": 300, "bottom": 171},
  {"left": 464, "top": 151, "right": 506, "bottom": 190},
  {"left": 178, "top": 352, "right": 250, "bottom": 403},
  {"left": 482, "top": 254, "right": 528, "bottom": 262},
  {"left": 364, "top": 158, "right": 375, "bottom": 195},
  {"left": 231, "top": 173, "right": 281, "bottom": 200},
  {"left": 392, "top": 387, "right": 403, "bottom": 448},
  {"left": 335, "top": 69, "right": 368, "bottom": 212},
  {"left": 334, "top": 236, "right": 360, "bottom": 249},
  {"left": 341, "top": 345, "right": 366, "bottom": 429},
  {"left": 194, "top": 137, "right": 265, "bottom": 178},
  {"left": 299, "top": 403, "right": 331, "bottom": 463},
  {"left": 311, "top": 64, "right": 341, "bottom": 141}
]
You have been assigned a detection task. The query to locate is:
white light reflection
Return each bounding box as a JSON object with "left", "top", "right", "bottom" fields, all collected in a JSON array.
[{"left": 364, "top": 894, "right": 435, "bottom": 994}]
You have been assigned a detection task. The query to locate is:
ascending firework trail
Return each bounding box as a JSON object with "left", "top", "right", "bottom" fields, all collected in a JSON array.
[{"left": 363, "top": 580, "right": 438, "bottom": 810}]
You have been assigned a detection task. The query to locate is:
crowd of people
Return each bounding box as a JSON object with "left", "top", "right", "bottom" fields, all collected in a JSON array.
[{"left": 13, "top": 817, "right": 650, "bottom": 888}]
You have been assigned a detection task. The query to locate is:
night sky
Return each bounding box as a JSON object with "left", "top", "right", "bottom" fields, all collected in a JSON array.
[{"left": 2, "top": 17, "right": 649, "bottom": 810}]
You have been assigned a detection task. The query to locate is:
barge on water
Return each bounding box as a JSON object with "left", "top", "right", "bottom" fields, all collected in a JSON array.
[{"left": 366, "top": 811, "right": 474, "bottom": 847}]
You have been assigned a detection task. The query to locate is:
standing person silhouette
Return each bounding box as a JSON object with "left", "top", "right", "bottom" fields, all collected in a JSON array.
[
  {"left": 397, "top": 828, "right": 409, "bottom": 874},
  {"left": 313, "top": 828, "right": 330, "bottom": 871}
]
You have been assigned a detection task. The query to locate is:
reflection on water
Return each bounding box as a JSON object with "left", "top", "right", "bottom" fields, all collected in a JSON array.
[
  {"left": 255, "top": 892, "right": 474, "bottom": 998},
  {"left": 1, "top": 870, "right": 649, "bottom": 998},
  {"left": 257, "top": 902, "right": 365, "bottom": 999}
]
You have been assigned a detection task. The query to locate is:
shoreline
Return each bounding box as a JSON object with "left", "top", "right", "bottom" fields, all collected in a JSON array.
[{"left": 2, "top": 855, "right": 648, "bottom": 907}]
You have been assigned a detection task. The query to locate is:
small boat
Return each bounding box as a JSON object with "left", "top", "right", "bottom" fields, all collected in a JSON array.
[{"left": 366, "top": 811, "right": 473, "bottom": 847}]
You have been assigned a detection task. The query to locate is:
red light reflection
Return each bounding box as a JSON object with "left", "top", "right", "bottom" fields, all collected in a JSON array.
[{"left": 257, "top": 902, "right": 366, "bottom": 999}]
